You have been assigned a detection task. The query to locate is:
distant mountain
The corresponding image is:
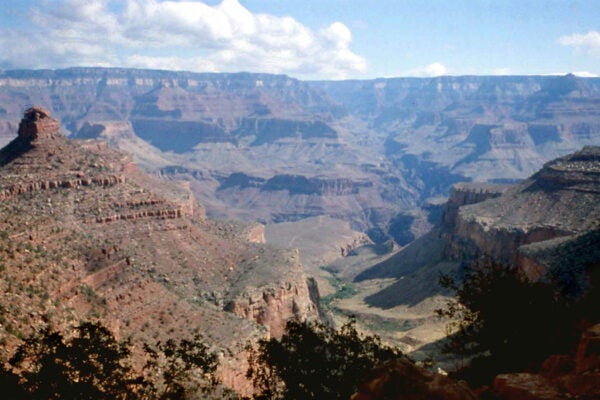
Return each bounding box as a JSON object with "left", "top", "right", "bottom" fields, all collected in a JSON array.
[
  {"left": 1, "top": 68, "right": 599, "bottom": 246},
  {"left": 0, "top": 107, "right": 318, "bottom": 394}
]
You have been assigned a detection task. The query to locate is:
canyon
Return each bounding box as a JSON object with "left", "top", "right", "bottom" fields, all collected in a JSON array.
[
  {"left": 0, "top": 107, "right": 318, "bottom": 394},
  {"left": 1, "top": 69, "right": 599, "bottom": 248},
  {"left": 0, "top": 69, "right": 599, "bottom": 397},
  {"left": 345, "top": 146, "right": 600, "bottom": 364}
]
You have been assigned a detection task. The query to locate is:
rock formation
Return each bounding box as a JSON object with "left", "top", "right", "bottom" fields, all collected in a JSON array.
[
  {"left": 371, "top": 146, "right": 600, "bottom": 296},
  {"left": 444, "top": 146, "right": 600, "bottom": 278},
  {"left": 0, "top": 108, "right": 319, "bottom": 394},
  {"left": 17, "top": 106, "right": 61, "bottom": 142},
  {"left": 351, "top": 358, "right": 477, "bottom": 400},
  {"left": 1, "top": 69, "right": 599, "bottom": 246}
]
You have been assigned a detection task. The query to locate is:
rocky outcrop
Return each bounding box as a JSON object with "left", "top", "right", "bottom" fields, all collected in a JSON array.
[
  {"left": 340, "top": 234, "right": 372, "bottom": 256},
  {"left": 17, "top": 106, "right": 61, "bottom": 142},
  {"left": 441, "top": 147, "right": 600, "bottom": 272},
  {"left": 222, "top": 247, "right": 318, "bottom": 338},
  {"left": 441, "top": 182, "right": 511, "bottom": 227},
  {"left": 91, "top": 207, "right": 183, "bottom": 223},
  {"left": 225, "top": 279, "right": 317, "bottom": 338},
  {"left": 492, "top": 323, "right": 600, "bottom": 399},
  {"left": 0, "top": 175, "right": 124, "bottom": 200},
  {"left": 533, "top": 145, "right": 600, "bottom": 192},
  {"left": 448, "top": 215, "right": 573, "bottom": 266},
  {"left": 351, "top": 358, "right": 477, "bottom": 400},
  {"left": 243, "top": 223, "right": 266, "bottom": 244}
]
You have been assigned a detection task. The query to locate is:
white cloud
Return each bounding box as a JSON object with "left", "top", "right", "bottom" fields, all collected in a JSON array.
[
  {"left": 558, "top": 31, "right": 600, "bottom": 55},
  {"left": 125, "top": 54, "right": 218, "bottom": 72},
  {"left": 407, "top": 62, "right": 448, "bottom": 77},
  {"left": 321, "top": 22, "right": 353, "bottom": 49},
  {"left": 572, "top": 71, "right": 599, "bottom": 78},
  {"left": 0, "top": 0, "right": 366, "bottom": 79}
]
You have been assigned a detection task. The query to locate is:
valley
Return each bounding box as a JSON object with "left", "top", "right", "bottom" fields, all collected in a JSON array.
[
  {"left": 2, "top": 69, "right": 599, "bottom": 243},
  {"left": 0, "top": 69, "right": 599, "bottom": 398}
]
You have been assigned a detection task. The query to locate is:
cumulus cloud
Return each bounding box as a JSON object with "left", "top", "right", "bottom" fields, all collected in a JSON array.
[
  {"left": 0, "top": 0, "right": 366, "bottom": 79},
  {"left": 408, "top": 62, "right": 447, "bottom": 77},
  {"left": 558, "top": 31, "right": 600, "bottom": 55}
]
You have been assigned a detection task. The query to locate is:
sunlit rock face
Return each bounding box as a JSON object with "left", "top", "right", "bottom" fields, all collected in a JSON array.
[
  {"left": 1, "top": 69, "right": 599, "bottom": 244},
  {"left": 0, "top": 107, "right": 319, "bottom": 394}
]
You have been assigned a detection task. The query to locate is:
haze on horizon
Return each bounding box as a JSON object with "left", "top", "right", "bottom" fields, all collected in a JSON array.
[{"left": 0, "top": 0, "right": 599, "bottom": 80}]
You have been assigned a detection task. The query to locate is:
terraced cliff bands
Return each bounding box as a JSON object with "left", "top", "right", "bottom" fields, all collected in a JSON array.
[
  {"left": 0, "top": 108, "right": 318, "bottom": 394},
  {"left": 2, "top": 69, "right": 599, "bottom": 246},
  {"left": 359, "top": 146, "right": 600, "bottom": 312},
  {"left": 448, "top": 146, "right": 600, "bottom": 270}
]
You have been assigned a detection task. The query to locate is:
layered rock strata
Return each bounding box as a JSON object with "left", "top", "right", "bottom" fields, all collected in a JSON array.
[
  {"left": 440, "top": 146, "right": 600, "bottom": 283},
  {"left": 0, "top": 108, "right": 319, "bottom": 394},
  {"left": 2, "top": 69, "right": 599, "bottom": 245}
]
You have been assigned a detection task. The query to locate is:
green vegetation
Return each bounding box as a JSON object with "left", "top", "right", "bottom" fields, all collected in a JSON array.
[
  {"left": 142, "top": 334, "right": 219, "bottom": 398},
  {"left": 437, "top": 258, "right": 600, "bottom": 386},
  {"left": 245, "top": 318, "right": 403, "bottom": 400},
  {"left": 1, "top": 321, "right": 221, "bottom": 399},
  {"left": 319, "top": 269, "right": 358, "bottom": 309}
]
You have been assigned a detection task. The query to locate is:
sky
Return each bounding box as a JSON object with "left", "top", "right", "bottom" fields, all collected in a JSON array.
[{"left": 0, "top": 0, "right": 599, "bottom": 80}]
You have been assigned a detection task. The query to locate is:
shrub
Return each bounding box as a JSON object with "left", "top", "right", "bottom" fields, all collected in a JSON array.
[
  {"left": 246, "top": 318, "right": 403, "bottom": 400},
  {"left": 436, "top": 259, "right": 590, "bottom": 385}
]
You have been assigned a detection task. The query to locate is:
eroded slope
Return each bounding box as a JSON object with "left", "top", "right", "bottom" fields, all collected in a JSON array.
[{"left": 0, "top": 108, "right": 318, "bottom": 393}]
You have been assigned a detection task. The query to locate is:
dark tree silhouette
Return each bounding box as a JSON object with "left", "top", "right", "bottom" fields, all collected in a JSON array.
[
  {"left": 0, "top": 361, "right": 27, "bottom": 399},
  {"left": 6, "top": 322, "right": 221, "bottom": 399},
  {"left": 143, "top": 334, "right": 219, "bottom": 399},
  {"left": 246, "top": 318, "right": 403, "bottom": 400},
  {"left": 9, "top": 322, "right": 145, "bottom": 399},
  {"left": 436, "top": 259, "right": 596, "bottom": 386}
]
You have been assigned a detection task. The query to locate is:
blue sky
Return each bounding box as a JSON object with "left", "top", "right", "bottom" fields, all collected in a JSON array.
[{"left": 1, "top": 0, "right": 599, "bottom": 79}]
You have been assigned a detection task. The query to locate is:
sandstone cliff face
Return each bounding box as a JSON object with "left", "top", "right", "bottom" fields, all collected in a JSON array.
[
  {"left": 441, "top": 146, "right": 600, "bottom": 279},
  {"left": 441, "top": 182, "right": 511, "bottom": 227},
  {"left": 18, "top": 106, "right": 61, "bottom": 141},
  {"left": 225, "top": 278, "right": 318, "bottom": 338}
]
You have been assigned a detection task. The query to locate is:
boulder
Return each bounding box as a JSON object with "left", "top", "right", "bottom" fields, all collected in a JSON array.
[
  {"left": 351, "top": 358, "right": 476, "bottom": 400},
  {"left": 575, "top": 323, "right": 600, "bottom": 374},
  {"left": 493, "top": 373, "right": 563, "bottom": 400}
]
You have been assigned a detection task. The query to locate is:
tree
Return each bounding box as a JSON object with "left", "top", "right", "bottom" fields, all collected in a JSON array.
[
  {"left": 142, "top": 334, "right": 220, "bottom": 399},
  {"left": 246, "top": 318, "right": 403, "bottom": 400},
  {"left": 0, "top": 361, "right": 27, "bottom": 399},
  {"left": 7, "top": 322, "right": 221, "bottom": 399},
  {"left": 436, "top": 260, "right": 574, "bottom": 385},
  {"left": 9, "top": 322, "right": 145, "bottom": 399}
]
